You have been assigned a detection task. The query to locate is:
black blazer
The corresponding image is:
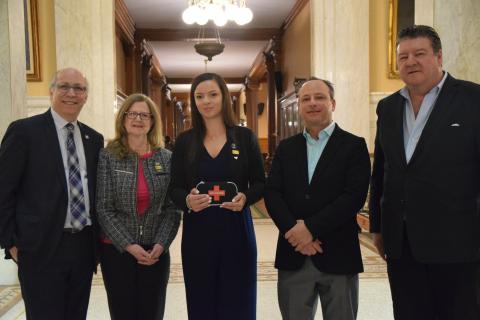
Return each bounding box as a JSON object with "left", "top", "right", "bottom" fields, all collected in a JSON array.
[
  {"left": 265, "top": 125, "right": 371, "bottom": 274},
  {"left": 369, "top": 74, "right": 480, "bottom": 263},
  {"left": 0, "top": 110, "right": 104, "bottom": 269},
  {"left": 169, "top": 126, "right": 265, "bottom": 212}
]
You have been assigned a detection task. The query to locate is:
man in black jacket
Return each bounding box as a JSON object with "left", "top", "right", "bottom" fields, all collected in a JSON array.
[
  {"left": 369, "top": 25, "right": 480, "bottom": 319},
  {"left": 0, "top": 68, "right": 104, "bottom": 320},
  {"left": 265, "top": 78, "right": 371, "bottom": 320}
]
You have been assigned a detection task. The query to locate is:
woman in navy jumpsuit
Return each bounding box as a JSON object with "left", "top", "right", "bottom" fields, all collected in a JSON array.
[{"left": 169, "top": 73, "right": 265, "bottom": 320}]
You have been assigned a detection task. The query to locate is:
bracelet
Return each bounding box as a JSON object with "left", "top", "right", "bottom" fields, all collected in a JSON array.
[{"left": 185, "top": 194, "right": 192, "bottom": 210}]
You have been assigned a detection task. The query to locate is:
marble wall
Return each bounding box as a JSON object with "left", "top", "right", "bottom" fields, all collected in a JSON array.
[
  {"left": 415, "top": 0, "right": 480, "bottom": 84},
  {"left": 434, "top": 0, "right": 480, "bottom": 84},
  {"left": 0, "top": 0, "right": 27, "bottom": 139},
  {"left": 415, "top": 0, "right": 435, "bottom": 26},
  {"left": 27, "top": 96, "right": 50, "bottom": 117},
  {"left": 0, "top": 0, "right": 27, "bottom": 285},
  {"left": 369, "top": 92, "right": 390, "bottom": 150},
  {"left": 310, "top": 0, "right": 370, "bottom": 148},
  {"left": 54, "top": 0, "right": 116, "bottom": 139}
]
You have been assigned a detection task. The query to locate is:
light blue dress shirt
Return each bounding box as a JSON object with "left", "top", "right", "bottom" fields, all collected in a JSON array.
[
  {"left": 401, "top": 71, "right": 448, "bottom": 163},
  {"left": 303, "top": 121, "right": 336, "bottom": 184},
  {"left": 51, "top": 108, "right": 92, "bottom": 227}
]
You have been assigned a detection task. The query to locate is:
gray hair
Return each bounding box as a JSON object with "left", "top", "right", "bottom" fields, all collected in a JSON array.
[{"left": 49, "top": 68, "right": 89, "bottom": 91}]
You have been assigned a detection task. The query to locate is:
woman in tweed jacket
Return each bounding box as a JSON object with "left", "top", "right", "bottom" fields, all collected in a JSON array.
[{"left": 96, "top": 93, "right": 180, "bottom": 320}]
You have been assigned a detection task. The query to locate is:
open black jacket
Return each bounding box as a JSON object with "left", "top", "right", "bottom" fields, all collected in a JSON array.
[
  {"left": 265, "top": 124, "right": 371, "bottom": 274},
  {"left": 369, "top": 74, "right": 480, "bottom": 263},
  {"left": 0, "top": 110, "right": 103, "bottom": 269},
  {"left": 169, "top": 126, "right": 265, "bottom": 212}
]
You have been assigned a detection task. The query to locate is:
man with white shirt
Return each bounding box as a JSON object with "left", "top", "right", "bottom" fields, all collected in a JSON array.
[
  {"left": 265, "top": 78, "right": 371, "bottom": 320},
  {"left": 0, "top": 68, "right": 103, "bottom": 320},
  {"left": 369, "top": 25, "right": 480, "bottom": 319}
]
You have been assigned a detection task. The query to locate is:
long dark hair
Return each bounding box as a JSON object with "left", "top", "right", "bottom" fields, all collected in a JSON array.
[
  {"left": 190, "top": 73, "right": 236, "bottom": 137},
  {"left": 188, "top": 73, "right": 236, "bottom": 162}
]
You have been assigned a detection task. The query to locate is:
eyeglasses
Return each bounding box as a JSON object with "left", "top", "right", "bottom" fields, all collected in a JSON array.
[
  {"left": 124, "top": 111, "right": 152, "bottom": 120},
  {"left": 55, "top": 84, "right": 87, "bottom": 95}
]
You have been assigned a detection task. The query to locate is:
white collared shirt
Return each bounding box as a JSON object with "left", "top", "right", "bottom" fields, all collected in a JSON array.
[
  {"left": 400, "top": 71, "right": 448, "bottom": 163},
  {"left": 302, "top": 121, "right": 336, "bottom": 183},
  {"left": 50, "top": 108, "right": 91, "bottom": 227}
]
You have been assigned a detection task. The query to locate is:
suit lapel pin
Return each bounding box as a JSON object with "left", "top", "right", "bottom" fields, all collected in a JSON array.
[
  {"left": 155, "top": 162, "right": 163, "bottom": 172},
  {"left": 84, "top": 134, "right": 90, "bottom": 140},
  {"left": 231, "top": 143, "right": 240, "bottom": 160}
]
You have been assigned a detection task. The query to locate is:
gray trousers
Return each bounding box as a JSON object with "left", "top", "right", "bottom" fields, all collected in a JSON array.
[{"left": 278, "top": 258, "right": 359, "bottom": 320}]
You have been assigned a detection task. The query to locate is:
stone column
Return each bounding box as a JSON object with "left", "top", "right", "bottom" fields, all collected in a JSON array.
[
  {"left": 54, "top": 0, "right": 116, "bottom": 139},
  {"left": 0, "top": 0, "right": 27, "bottom": 138},
  {"left": 310, "top": 0, "right": 370, "bottom": 143},
  {"left": 433, "top": 0, "right": 480, "bottom": 83},
  {"left": 415, "top": 0, "right": 480, "bottom": 84},
  {"left": 415, "top": 0, "right": 435, "bottom": 26},
  {"left": 0, "top": 0, "right": 27, "bottom": 285}
]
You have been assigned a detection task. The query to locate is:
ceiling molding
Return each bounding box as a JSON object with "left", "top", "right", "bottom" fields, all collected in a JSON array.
[
  {"left": 248, "top": 51, "right": 267, "bottom": 82},
  {"left": 281, "top": 0, "right": 310, "bottom": 31},
  {"left": 140, "top": 39, "right": 166, "bottom": 81},
  {"left": 167, "top": 77, "right": 245, "bottom": 84},
  {"left": 115, "top": 0, "right": 136, "bottom": 45},
  {"left": 247, "top": 37, "right": 280, "bottom": 82},
  {"left": 136, "top": 28, "right": 281, "bottom": 42}
]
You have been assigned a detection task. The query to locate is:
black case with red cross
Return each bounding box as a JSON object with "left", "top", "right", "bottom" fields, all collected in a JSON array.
[{"left": 196, "top": 181, "right": 239, "bottom": 205}]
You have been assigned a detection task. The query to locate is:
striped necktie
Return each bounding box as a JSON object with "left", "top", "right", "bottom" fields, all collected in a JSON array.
[{"left": 65, "top": 123, "right": 87, "bottom": 230}]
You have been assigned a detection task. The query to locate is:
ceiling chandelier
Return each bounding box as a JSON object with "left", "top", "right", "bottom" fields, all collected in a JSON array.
[
  {"left": 194, "top": 28, "right": 225, "bottom": 62},
  {"left": 182, "top": 0, "right": 253, "bottom": 27}
]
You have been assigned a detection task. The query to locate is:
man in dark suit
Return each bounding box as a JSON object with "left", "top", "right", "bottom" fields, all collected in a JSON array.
[
  {"left": 265, "top": 78, "right": 371, "bottom": 320},
  {"left": 0, "top": 68, "right": 104, "bottom": 320},
  {"left": 369, "top": 25, "right": 480, "bottom": 320}
]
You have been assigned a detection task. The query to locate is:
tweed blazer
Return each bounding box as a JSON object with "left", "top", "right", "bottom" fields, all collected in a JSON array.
[{"left": 96, "top": 147, "right": 181, "bottom": 252}]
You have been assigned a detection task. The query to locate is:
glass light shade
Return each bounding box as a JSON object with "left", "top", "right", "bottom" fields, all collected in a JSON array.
[
  {"left": 225, "top": 3, "right": 239, "bottom": 21},
  {"left": 196, "top": 13, "right": 209, "bottom": 26},
  {"left": 182, "top": 5, "right": 200, "bottom": 25},
  {"left": 234, "top": 7, "right": 253, "bottom": 25},
  {"left": 182, "top": 0, "right": 253, "bottom": 26},
  {"left": 205, "top": 3, "right": 222, "bottom": 20},
  {"left": 214, "top": 14, "right": 228, "bottom": 27}
]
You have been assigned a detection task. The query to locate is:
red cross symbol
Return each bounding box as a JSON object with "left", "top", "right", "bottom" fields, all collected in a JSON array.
[{"left": 208, "top": 185, "right": 226, "bottom": 201}]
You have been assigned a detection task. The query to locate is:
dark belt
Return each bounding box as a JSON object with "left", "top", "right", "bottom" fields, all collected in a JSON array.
[{"left": 63, "top": 226, "right": 91, "bottom": 234}]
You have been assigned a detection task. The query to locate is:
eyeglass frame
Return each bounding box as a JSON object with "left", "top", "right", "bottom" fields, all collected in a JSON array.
[
  {"left": 124, "top": 111, "right": 153, "bottom": 121},
  {"left": 55, "top": 84, "right": 88, "bottom": 95}
]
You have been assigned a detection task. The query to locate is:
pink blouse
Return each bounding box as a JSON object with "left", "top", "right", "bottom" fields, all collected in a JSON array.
[{"left": 136, "top": 151, "right": 153, "bottom": 216}]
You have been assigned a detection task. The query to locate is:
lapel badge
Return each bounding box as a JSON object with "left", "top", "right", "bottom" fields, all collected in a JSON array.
[
  {"left": 231, "top": 145, "right": 240, "bottom": 160},
  {"left": 84, "top": 134, "right": 90, "bottom": 140},
  {"left": 154, "top": 162, "right": 163, "bottom": 173}
]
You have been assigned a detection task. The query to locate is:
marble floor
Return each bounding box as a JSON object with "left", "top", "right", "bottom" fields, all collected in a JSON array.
[{"left": 0, "top": 219, "right": 394, "bottom": 319}]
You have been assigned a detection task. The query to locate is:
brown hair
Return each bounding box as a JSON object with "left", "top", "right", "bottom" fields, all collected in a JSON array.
[
  {"left": 299, "top": 77, "right": 335, "bottom": 99},
  {"left": 107, "top": 93, "right": 164, "bottom": 158}
]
